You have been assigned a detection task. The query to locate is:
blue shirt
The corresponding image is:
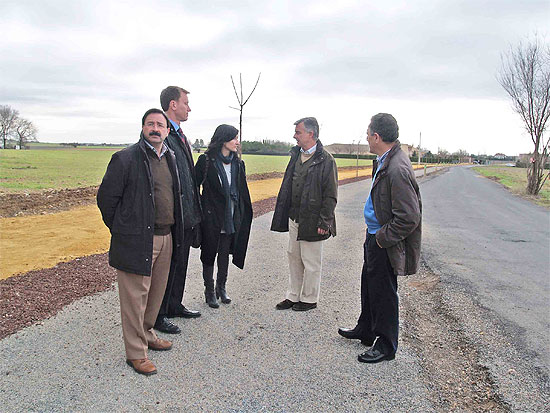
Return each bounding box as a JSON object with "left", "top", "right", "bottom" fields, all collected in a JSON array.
[
  {"left": 169, "top": 119, "right": 180, "bottom": 134},
  {"left": 364, "top": 149, "right": 390, "bottom": 234}
]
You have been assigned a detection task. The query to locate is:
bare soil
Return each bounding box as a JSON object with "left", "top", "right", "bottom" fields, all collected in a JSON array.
[
  {"left": 0, "top": 172, "right": 291, "bottom": 219},
  {"left": 0, "top": 168, "right": 372, "bottom": 219},
  {"left": 401, "top": 262, "right": 509, "bottom": 412},
  {"left": 0, "top": 186, "right": 99, "bottom": 218}
]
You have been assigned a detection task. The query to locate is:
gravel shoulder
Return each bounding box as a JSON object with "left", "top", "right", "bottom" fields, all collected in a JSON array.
[
  {"left": 2, "top": 166, "right": 526, "bottom": 412},
  {"left": 0, "top": 178, "right": 434, "bottom": 412}
]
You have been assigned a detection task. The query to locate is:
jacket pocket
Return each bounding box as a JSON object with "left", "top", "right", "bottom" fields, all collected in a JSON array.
[
  {"left": 387, "top": 240, "right": 405, "bottom": 275},
  {"left": 111, "top": 202, "right": 144, "bottom": 235}
]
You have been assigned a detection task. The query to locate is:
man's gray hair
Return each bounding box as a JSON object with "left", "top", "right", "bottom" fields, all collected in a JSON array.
[{"left": 294, "top": 117, "right": 319, "bottom": 140}]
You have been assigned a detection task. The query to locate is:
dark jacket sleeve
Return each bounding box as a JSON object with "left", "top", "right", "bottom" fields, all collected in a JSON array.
[
  {"left": 194, "top": 154, "right": 206, "bottom": 189},
  {"left": 97, "top": 153, "right": 125, "bottom": 230},
  {"left": 317, "top": 155, "right": 338, "bottom": 232},
  {"left": 376, "top": 165, "right": 421, "bottom": 248}
]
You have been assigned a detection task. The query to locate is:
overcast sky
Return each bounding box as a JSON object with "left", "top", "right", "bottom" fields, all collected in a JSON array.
[{"left": 1, "top": 0, "right": 548, "bottom": 155}]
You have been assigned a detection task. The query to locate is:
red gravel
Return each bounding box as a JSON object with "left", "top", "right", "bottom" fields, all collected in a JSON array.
[{"left": 0, "top": 174, "right": 370, "bottom": 339}]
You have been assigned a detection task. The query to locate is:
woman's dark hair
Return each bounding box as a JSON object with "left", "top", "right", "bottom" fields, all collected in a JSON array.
[{"left": 206, "top": 124, "right": 239, "bottom": 154}]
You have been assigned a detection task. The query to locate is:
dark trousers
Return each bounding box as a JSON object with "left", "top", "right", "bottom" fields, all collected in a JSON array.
[
  {"left": 157, "top": 228, "right": 193, "bottom": 318},
  {"left": 357, "top": 232, "right": 399, "bottom": 355},
  {"left": 214, "top": 233, "right": 233, "bottom": 280}
]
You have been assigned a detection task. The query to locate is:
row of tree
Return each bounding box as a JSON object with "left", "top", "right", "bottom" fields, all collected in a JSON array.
[{"left": 0, "top": 105, "right": 38, "bottom": 149}]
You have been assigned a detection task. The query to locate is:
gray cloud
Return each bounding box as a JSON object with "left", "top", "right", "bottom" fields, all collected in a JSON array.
[{"left": 0, "top": 0, "right": 547, "bottom": 152}]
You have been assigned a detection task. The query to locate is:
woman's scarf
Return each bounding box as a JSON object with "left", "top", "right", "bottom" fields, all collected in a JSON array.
[{"left": 214, "top": 151, "right": 239, "bottom": 234}]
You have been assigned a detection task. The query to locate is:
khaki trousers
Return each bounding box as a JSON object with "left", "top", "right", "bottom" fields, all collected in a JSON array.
[
  {"left": 117, "top": 233, "right": 172, "bottom": 360},
  {"left": 286, "top": 219, "right": 324, "bottom": 304}
]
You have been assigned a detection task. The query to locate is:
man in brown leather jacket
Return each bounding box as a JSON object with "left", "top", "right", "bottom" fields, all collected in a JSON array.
[
  {"left": 338, "top": 113, "right": 421, "bottom": 363},
  {"left": 271, "top": 117, "right": 338, "bottom": 311}
]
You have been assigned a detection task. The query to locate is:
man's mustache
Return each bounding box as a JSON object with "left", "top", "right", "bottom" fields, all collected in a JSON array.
[{"left": 148, "top": 131, "right": 161, "bottom": 137}]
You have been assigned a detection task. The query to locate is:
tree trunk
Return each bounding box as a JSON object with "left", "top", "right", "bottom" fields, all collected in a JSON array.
[{"left": 527, "top": 151, "right": 544, "bottom": 195}]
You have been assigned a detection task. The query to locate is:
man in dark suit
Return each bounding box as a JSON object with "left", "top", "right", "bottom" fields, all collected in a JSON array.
[{"left": 154, "top": 86, "right": 202, "bottom": 334}]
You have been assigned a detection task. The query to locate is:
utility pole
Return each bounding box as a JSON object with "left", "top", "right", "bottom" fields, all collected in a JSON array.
[
  {"left": 354, "top": 133, "right": 363, "bottom": 177},
  {"left": 417, "top": 131, "right": 422, "bottom": 166},
  {"left": 356, "top": 139, "right": 360, "bottom": 177}
]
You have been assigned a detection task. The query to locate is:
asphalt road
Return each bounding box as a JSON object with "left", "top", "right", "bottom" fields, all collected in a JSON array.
[
  {"left": 0, "top": 174, "right": 434, "bottom": 412},
  {"left": 1, "top": 165, "right": 547, "bottom": 412},
  {"left": 419, "top": 166, "right": 550, "bottom": 410}
]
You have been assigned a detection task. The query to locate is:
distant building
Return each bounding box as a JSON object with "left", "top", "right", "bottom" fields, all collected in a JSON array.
[
  {"left": 400, "top": 143, "right": 416, "bottom": 158},
  {"left": 324, "top": 143, "right": 371, "bottom": 155},
  {"left": 325, "top": 142, "right": 419, "bottom": 158},
  {"left": 494, "top": 153, "right": 506, "bottom": 160},
  {"left": 518, "top": 153, "right": 532, "bottom": 163}
]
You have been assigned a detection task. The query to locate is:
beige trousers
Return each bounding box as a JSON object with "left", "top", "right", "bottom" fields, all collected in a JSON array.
[
  {"left": 286, "top": 219, "right": 324, "bottom": 304},
  {"left": 117, "top": 233, "right": 172, "bottom": 360}
]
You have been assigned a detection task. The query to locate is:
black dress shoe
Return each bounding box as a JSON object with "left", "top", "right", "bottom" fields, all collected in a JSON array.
[
  {"left": 292, "top": 302, "right": 317, "bottom": 311},
  {"left": 276, "top": 299, "right": 297, "bottom": 310},
  {"left": 357, "top": 347, "right": 395, "bottom": 364},
  {"left": 169, "top": 306, "right": 201, "bottom": 319},
  {"left": 338, "top": 327, "right": 362, "bottom": 339},
  {"left": 154, "top": 317, "right": 181, "bottom": 334},
  {"left": 338, "top": 327, "right": 375, "bottom": 346}
]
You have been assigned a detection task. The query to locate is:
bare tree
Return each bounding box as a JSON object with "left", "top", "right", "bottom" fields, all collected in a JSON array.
[
  {"left": 497, "top": 36, "right": 550, "bottom": 195},
  {"left": 0, "top": 105, "right": 19, "bottom": 149},
  {"left": 14, "top": 117, "right": 38, "bottom": 149},
  {"left": 437, "top": 147, "right": 449, "bottom": 158},
  {"left": 229, "top": 73, "right": 261, "bottom": 151}
]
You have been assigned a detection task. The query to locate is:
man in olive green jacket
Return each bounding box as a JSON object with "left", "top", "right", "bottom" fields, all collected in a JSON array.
[
  {"left": 271, "top": 117, "right": 338, "bottom": 311},
  {"left": 338, "top": 113, "right": 421, "bottom": 363}
]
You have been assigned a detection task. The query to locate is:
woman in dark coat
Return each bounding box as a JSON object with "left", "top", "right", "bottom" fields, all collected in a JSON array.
[{"left": 195, "top": 124, "right": 253, "bottom": 308}]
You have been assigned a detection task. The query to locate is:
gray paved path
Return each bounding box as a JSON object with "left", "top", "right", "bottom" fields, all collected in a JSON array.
[
  {"left": 420, "top": 166, "right": 550, "bottom": 410},
  {"left": 0, "top": 177, "right": 433, "bottom": 412}
]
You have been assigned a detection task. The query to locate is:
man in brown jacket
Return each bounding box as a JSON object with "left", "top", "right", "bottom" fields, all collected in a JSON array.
[
  {"left": 338, "top": 113, "right": 421, "bottom": 363},
  {"left": 271, "top": 117, "right": 338, "bottom": 311}
]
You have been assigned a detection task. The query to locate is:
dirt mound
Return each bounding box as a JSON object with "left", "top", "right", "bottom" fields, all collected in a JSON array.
[
  {"left": 247, "top": 171, "right": 284, "bottom": 181},
  {"left": 0, "top": 186, "right": 98, "bottom": 218}
]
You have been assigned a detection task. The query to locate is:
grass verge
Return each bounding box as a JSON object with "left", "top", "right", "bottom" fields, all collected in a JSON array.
[
  {"left": 0, "top": 149, "right": 372, "bottom": 192},
  {"left": 473, "top": 166, "right": 550, "bottom": 208}
]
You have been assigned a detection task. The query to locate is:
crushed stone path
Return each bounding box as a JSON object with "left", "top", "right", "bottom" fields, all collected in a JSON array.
[{"left": 0, "top": 177, "right": 435, "bottom": 412}]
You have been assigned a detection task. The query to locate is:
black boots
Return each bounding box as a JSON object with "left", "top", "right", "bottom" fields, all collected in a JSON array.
[
  {"left": 216, "top": 270, "right": 231, "bottom": 304},
  {"left": 203, "top": 265, "right": 232, "bottom": 306},
  {"left": 202, "top": 266, "right": 219, "bottom": 308}
]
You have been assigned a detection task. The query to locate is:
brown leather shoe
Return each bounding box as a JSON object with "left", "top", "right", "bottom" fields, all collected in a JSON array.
[
  {"left": 148, "top": 338, "right": 173, "bottom": 351},
  {"left": 126, "top": 358, "right": 157, "bottom": 376}
]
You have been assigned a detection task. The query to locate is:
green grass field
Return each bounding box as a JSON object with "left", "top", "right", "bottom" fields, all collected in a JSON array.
[
  {"left": 473, "top": 166, "right": 550, "bottom": 208},
  {"left": 0, "top": 149, "right": 373, "bottom": 192},
  {"left": 234, "top": 153, "right": 372, "bottom": 175}
]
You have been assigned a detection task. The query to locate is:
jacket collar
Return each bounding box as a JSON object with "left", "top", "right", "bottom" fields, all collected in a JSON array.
[
  {"left": 374, "top": 140, "right": 400, "bottom": 170},
  {"left": 138, "top": 133, "right": 175, "bottom": 158},
  {"left": 290, "top": 139, "right": 325, "bottom": 163},
  {"left": 372, "top": 140, "right": 401, "bottom": 187},
  {"left": 168, "top": 120, "right": 179, "bottom": 136}
]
